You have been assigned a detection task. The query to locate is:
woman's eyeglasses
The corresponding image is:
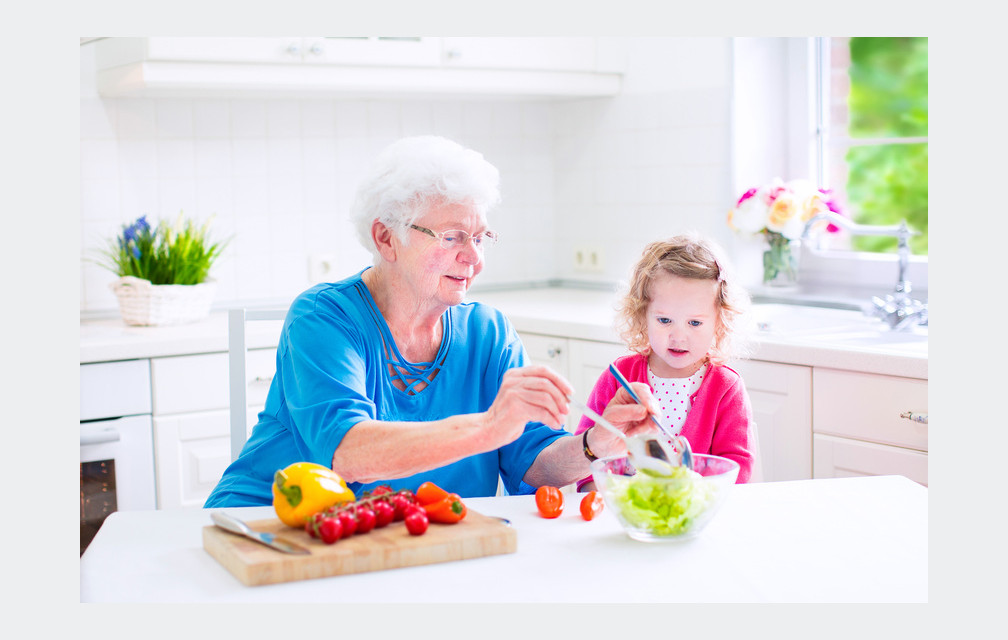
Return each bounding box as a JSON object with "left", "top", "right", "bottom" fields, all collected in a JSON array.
[{"left": 409, "top": 224, "right": 499, "bottom": 250}]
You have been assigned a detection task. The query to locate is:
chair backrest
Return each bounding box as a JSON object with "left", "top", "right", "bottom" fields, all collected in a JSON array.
[
  {"left": 229, "top": 308, "right": 287, "bottom": 462},
  {"left": 748, "top": 421, "right": 764, "bottom": 483}
]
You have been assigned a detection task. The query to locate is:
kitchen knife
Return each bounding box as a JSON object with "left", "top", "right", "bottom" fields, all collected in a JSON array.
[{"left": 211, "top": 511, "right": 311, "bottom": 555}]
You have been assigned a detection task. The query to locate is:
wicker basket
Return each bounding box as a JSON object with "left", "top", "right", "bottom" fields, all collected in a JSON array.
[{"left": 110, "top": 276, "right": 216, "bottom": 326}]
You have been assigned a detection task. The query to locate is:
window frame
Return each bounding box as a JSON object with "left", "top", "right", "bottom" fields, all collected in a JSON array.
[{"left": 730, "top": 37, "right": 926, "bottom": 299}]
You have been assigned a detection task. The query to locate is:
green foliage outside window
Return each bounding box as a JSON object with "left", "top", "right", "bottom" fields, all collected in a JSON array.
[{"left": 845, "top": 37, "right": 928, "bottom": 255}]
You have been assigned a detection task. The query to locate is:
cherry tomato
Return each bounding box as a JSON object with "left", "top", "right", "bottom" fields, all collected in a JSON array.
[
  {"left": 317, "top": 516, "right": 342, "bottom": 544},
  {"left": 305, "top": 513, "right": 322, "bottom": 538},
  {"left": 391, "top": 494, "right": 413, "bottom": 521},
  {"left": 535, "top": 486, "right": 564, "bottom": 519},
  {"left": 355, "top": 505, "right": 377, "bottom": 534},
  {"left": 371, "top": 485, "right": 393, "bottom": 496},
  {"left": 337, "top": 510, "right": 358, "bottom": 538},
  {"left": 373, "top": 500, "right": 395, "bottom": 528},
  {"left": 416, "top": 481, "right": 450, "bottom": 506},
  {"left": 404, "top": 510, "right": 429, "bottom": 536},
  {"left": 579, "top": 491, "right": 604, "bottom": 521}
]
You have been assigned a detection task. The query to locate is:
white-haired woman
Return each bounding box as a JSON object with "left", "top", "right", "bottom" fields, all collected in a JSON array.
[{"left": 206, "top": 136, "right": 656, "bottom": 506}]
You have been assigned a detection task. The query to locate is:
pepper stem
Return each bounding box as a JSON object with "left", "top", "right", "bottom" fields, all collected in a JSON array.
[{"left": 274, "top": 469, "right": 302, "bottom": 507}]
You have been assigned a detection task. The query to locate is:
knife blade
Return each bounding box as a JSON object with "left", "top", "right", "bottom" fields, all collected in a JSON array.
[{"left": 211, "top": 511, "right": 311, "bottom": 555}]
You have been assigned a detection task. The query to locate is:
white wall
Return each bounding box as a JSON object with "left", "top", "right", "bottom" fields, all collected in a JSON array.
[
  {"left": 554, "top": 37, "right": 734, "bottom": 285},
  {"left": 79, "top": 37, "right": 742, "bottom": 315}
]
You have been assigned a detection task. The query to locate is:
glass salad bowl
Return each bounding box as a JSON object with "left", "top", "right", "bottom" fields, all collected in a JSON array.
[{"left": 590, "top": 453, "right": 739, "bottom": 542}]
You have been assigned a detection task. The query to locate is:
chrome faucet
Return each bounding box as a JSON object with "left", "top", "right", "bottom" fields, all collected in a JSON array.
[{"left": 801, "top": 212, "right": 927, "bottom": 331}]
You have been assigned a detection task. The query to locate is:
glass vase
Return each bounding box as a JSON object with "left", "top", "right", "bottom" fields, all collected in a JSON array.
[{"left": 762, "top": 233, "right": 799, "bottom": 287}]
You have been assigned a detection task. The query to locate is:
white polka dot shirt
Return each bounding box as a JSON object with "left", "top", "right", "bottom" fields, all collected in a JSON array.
[{"left": 648, "top": 362, "right": 710, "bottom": 436}]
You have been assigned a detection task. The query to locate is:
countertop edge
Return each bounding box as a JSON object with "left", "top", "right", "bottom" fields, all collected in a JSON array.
[{"left": 79, "top": 293, "right": 927, "bottom": 380}]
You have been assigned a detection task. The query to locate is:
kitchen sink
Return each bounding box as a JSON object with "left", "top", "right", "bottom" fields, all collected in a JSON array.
[{"left": 750, "top": 303, "right": 927, "bottom": 355}]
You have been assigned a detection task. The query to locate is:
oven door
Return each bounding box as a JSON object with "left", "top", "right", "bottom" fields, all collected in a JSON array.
[{"left": 80, "top": 415, "right": 156, "bottom": 553}]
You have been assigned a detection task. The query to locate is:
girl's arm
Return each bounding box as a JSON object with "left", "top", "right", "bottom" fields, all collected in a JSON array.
[{"left": 709, "top": 376, "right": 756, "bottom": 483}]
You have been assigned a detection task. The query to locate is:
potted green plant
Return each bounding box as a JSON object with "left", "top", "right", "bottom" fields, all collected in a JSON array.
[{"left": 98, "top": 212, "right": 229, "bottom": 326}]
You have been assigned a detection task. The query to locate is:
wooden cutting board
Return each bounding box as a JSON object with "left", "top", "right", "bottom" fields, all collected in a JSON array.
[{"left": 203, "top": 509, "right": 516, "bottom": 586}]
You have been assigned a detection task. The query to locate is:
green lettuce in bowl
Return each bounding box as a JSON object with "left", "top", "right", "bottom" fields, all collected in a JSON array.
[{"left": 591, "top": 454, "right": 739, "bottom": 542}]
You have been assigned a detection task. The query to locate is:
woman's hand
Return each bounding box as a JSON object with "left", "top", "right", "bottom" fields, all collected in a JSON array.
[
  {"left": 586, "top": 382, "right": 661, "bottom": 458},
  {"left": 483, "top": 365, "right": 574, "bottom": 447}
]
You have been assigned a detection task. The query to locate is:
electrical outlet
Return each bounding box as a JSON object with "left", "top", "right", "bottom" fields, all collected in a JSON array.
[
  {"left": 573, "top": 247, "right": 587, "bottom": 271},
  {"left": 574, "top": 246, "right": 603, "bottom": 273},
  {"left": 308, "top": 254, "right": 338, "bottom": 283}
]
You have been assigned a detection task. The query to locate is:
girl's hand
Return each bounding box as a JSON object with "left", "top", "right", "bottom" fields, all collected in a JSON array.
[{"left": 484, "top": 365, "right": 574, "bottom": 446}]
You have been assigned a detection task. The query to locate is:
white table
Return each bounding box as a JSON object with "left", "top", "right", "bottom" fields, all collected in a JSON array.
[{"left": 79, "top": 475, "right": 927, "bottom": 603}]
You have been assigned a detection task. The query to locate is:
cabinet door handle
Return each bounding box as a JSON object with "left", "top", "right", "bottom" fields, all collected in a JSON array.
[
  {"left": 547, "top": 347, "right": 562, "bottom": 358},
  {"left": 900, "top": 411, "right": 928, "bottom": 424}
]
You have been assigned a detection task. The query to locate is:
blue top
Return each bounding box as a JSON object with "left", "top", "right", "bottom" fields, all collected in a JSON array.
[{"left": 204, "top": 270, "right": 570, "bottom": 507}]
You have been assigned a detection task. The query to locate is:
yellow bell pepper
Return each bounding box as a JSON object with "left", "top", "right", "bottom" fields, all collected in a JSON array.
[{"left": 272, "top": 462, "right": 355, "bottom": 527}]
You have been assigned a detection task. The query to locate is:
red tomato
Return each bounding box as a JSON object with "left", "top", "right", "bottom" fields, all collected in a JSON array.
[
  {"left": 404, "top": 502, "right": 425, "bottom": 517},
  {"left": 579, "top": 491, "right": 604, "bottom": 521},
  {"left": 391, "top": 494, "right": 413, "bottom": 521},
  {"left": 337, "top": 510, "right": 358, "bottom": 538},
  {"left": 317, "top": 516, "right": 342, "bottom": 544},
  {"left": 355, "top": 505, "right": 377, "bottom": 534},
  {"left": 404, "top": 510, "right": 429, "bottom": 536},
  {"left": 535, "top": 486, "right": 564, "bottom": 519},
  {"left": 373, "top": 500, "right": 395, "bottom": 528}
]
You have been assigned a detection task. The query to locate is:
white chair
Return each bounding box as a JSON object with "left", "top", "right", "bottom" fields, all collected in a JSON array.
[
  {"left": 228, "top": 308, "right": 287, "bottom": 462},
  {"left": 748, "top": 422, "right": 764, "bottom": 483}
]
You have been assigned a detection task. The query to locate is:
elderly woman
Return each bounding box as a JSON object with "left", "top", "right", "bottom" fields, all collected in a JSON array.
[{"left": 205, "top": 136, "right": 656, "bottom": 507}]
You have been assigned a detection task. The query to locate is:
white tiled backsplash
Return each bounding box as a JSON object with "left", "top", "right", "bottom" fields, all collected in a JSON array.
[{"left": 80, "top": 38, "right": 738, "bottom": 314}]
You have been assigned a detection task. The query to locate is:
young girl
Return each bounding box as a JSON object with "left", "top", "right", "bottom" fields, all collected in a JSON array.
[{"left": 577, "top": 233, "right": 755, "bottom": 490}]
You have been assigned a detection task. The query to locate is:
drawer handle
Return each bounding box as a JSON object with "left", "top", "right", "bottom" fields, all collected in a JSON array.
[
  {"left": 547, "top": 347, "right": 562, "bottom": 358},
  {"left": 900, "top": 411, "right": 928, "bottom": 424},
  {"left": 251, "top": 376, "right": 273, "bottom": 385},
  {"left": 80, "top": 424, "right": 121, "bottom": 446}
]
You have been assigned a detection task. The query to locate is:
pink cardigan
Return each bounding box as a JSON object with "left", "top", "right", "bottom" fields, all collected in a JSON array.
[{"left": 576, "top": 353, "right": 755, "bottom": 487}]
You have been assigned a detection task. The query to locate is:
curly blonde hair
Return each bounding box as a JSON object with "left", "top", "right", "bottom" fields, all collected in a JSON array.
[{"left": 616, "top": 233, "right": 751, "bottom": 365}]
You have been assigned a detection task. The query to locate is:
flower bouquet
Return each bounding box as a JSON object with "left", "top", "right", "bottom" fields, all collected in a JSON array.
[
  {"left": 727, "top": 179, "right": 844, "bottom": 286},
  {"left": 98, "top": 213, "right": 229, "bottom": 326}
]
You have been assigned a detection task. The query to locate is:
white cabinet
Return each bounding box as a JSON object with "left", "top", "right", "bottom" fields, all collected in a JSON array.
[
  {"left": 730, "top": 359, "right": 812, "bottom": 482},
  {"left": 813, "top": 434, "right": 928, "bottom": 485},
  {"left": 440, "top": 37, "right": 603, "bottom": 72},
  {"left": 150, "top": 349, "right": 276, "bottom": 509},
  {"left": 80, "top": 359, "right": 151, "bottom": 421},
  {"left": 811, "top": 368, "right": 928, "bottom": 486},
  {"left": 515, "top": 328, "right": 929, "bottom": 487},
  {"left": 567, "top": 339, "right": 632, "bottom": 433},
  {"left": 91, "top": 36, "right": 623, "bottom": 99}
]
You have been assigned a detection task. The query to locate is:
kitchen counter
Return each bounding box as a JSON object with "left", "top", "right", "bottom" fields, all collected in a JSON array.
[
  {"left": 468, "top": 288, "right": 927, "bottom": 379},
  {"left": 79, "top": 310, "right": 284, "bottom": 364},
  {"left": 79, "top": 287, "right": 927, "bottom": 379},
  {"left": 79, "top": 475, "right": 927, "bottom": 603}
]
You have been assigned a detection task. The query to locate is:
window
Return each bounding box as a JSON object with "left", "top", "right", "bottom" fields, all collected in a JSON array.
[{"left": 816, "top": 37, "right": 928, "bottom": 255}]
